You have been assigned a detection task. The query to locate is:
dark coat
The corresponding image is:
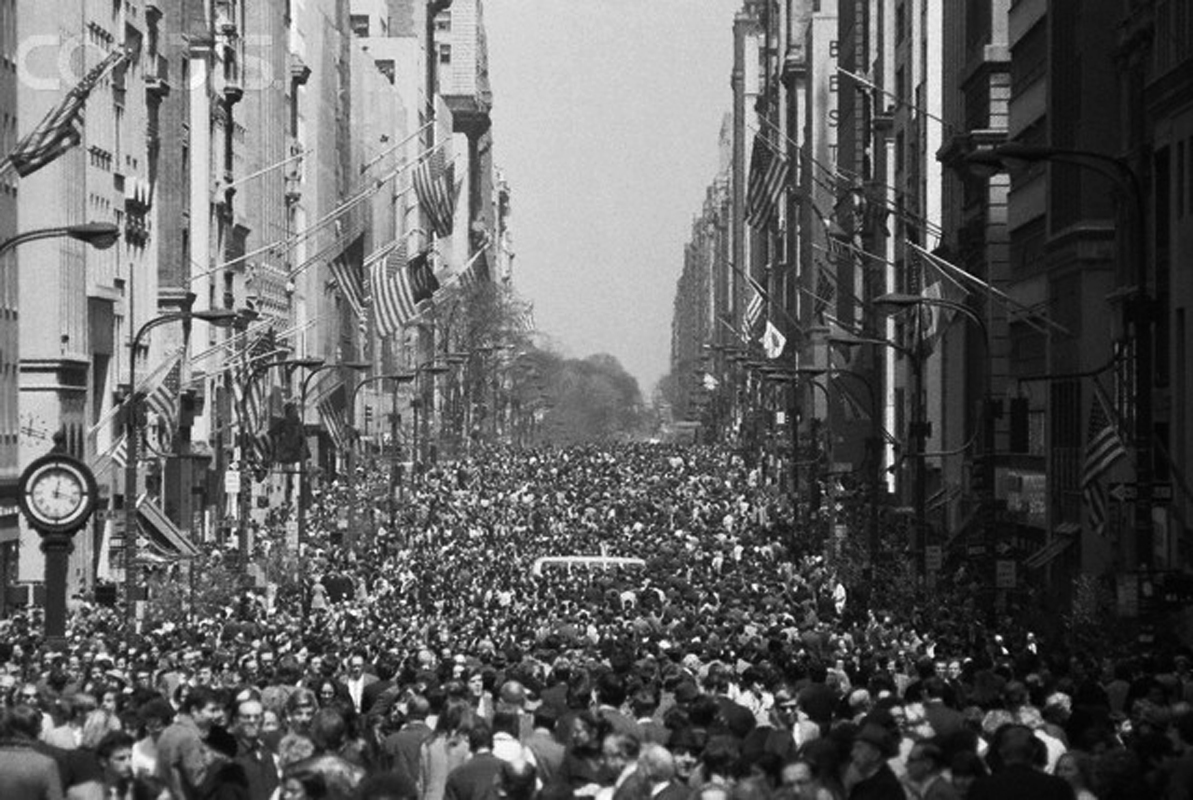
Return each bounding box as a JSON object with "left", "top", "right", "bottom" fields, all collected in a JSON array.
[
  {"left": 444, "top": 752, "right": 505, "bottom": 800},
  {"left": 969, "top": 764, "right": 1075, "bottom": 800}
]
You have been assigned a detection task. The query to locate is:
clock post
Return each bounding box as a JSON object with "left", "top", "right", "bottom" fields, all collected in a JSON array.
[{"left": 17, "top": 452, "right": 99, "bottom": 646}]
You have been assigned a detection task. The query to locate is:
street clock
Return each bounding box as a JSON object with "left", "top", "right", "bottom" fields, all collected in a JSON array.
[{"left": 18, "top": 453, "right": 99, "bottom": 534}]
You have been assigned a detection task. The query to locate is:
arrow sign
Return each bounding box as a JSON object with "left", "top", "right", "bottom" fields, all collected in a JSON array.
[{"left": 1108, "top": 482, "right": 1137, "bottom": 503}]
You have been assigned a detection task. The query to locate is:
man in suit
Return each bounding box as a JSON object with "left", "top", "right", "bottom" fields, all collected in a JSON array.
[
  {"left": 920, "top": 678, "right": 965, "bottom": 739},
  {"left": 360, "top": 654, "right": 399, "bottom": 716},
  {"left": 343, "top": 653, "right": 377, "bottom": 713},
  {"left": 383, "top": 695, "right": 434, "bottom": 787},
  {"left": 444, "top": 721, "right": 505, "bottom": 800},
  {"left": 969, "top": 725, "right": 1074, "bottom": 800},
  {"left": 524, "top": 706, "right": 566, "bottom": 788}
]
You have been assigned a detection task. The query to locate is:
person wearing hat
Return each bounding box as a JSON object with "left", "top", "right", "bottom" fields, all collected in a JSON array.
[{"left": 845, "top": 721, "right": 903, "bottom": 799}]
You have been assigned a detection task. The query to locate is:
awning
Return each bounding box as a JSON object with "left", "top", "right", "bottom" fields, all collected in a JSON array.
[
  {"left": 1024, "top": 523, "right": 1080, "bottom": 570},
  {"left": 137, "top": 494, "right": 199, "bottom": 558}
]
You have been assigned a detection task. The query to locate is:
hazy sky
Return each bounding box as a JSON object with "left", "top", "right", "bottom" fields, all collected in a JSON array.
[{"left": 485, "top": 1, "right": 742, "bottom": 398}]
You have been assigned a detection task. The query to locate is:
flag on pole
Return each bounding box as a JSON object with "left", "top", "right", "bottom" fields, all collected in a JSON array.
[
  {"left": 145, "top": 357, "right": 182, "bottom": 452},
  {"left": 746, "top": 135, "right": 789, "bottom": 230},
  {"left": 916, "top": 249, "right": 970, "bottom": 346},
  {"left": 413, "top": 146, "right": 460, "bottom": 238},
  {"left": 813, "top": 261, "right": 837, "bottom": 321},
  {"left": 5, "top": 48, "right": 127, "bottom": 178},
  {"left": 1082, "top": 384, "right": 1128, "bottom": 536},
  {"left": 457, "top": 250, "right": 491, "bottom": 289},
  {"left": 832, "top": 375, "right": 871, "bottom": 422},
  {"left": 762, "top": 321, "right": 786, "bottom": 360},
  {"left": 317, "top": 392, "right": 350, "bottom": 451},
  {"left": 328, "top": 253, "right": 368, "bottom": 321},
  {"left": 372, "top": 246, "right": 439, "bottom": 337},
  {"left": 742, "top": 287, "right": 763, "bottom": 342}
]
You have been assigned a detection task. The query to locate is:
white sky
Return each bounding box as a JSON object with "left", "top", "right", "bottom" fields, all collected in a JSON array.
[{"left": 485, "top": 0, "right": 742, "bottom": 398}]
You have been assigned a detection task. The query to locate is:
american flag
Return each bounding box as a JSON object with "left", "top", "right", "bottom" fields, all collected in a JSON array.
[
  {"left": 457, "top": 250, "right": 491, "bottom": 289},
  {"left": 317, "top": 392, "right": 350, "bottom": 451},
  {"left": 813, "top": 262, "right": 837, "bottom": 321},
  {"left": 742, "top": 286, "right": 763, "bottom": 342},
  {"left": 6, "top": 49, "right": 127, "bottom": 177},
  {"left": 745, "top": 135, "right": 789, "bottom": 230},
  {"left": 328, "top": 253, "right": 369, "bottom": 321},
  {"left": 146, "top": 358, "right": 182, "bottom": 451},
  {"left": 1082, "top": 384, "right": 1128, "bottom": 536},
  {"left": 372, "top": 245, "right": 439, "bottom": 337},
  {"left": 413, "top": 146, "right": 460, "bottom": 239}
]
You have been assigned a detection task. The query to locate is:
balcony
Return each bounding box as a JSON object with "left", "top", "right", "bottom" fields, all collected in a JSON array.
[{"left": 144, "top": 54, "right": 170, "bottom": 99}]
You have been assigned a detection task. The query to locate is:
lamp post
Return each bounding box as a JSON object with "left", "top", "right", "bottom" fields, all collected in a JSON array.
[
  {"left": 296, "top": 361, "right": 369, "bottom": 557},
  {"left": 827, "top": 330, "right": 926, "bottom": 582},
  {"left": 412, "top": 361, "right": 449, "bottom": 472},
  {"left": 867, "top": 293, "right": 992, "bottom": 588},
  {"left": 967, "top": 143, "right": 1152, "bottom": 569},
  {"left": 1, "top": 221, "right": 121, "bottom": 257},
  {"left": 0, "top": 222, "right": 119, "bottom": 620},
  {"left": 345, "top": 372, "right": 416, "bottom": 538},
  {"left": 796, "top": 365, "right": 882, "bottom": 575},
  {"left": 124, "top": 295, "right": 237, "bottom": 629},
  {"left": 235, "top": 357, "right": 322, "bottom": 570}
]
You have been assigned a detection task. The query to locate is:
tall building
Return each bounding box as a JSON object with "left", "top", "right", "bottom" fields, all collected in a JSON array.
[{"left": 0, "top": 0, "right": 19, "bottom": 609}]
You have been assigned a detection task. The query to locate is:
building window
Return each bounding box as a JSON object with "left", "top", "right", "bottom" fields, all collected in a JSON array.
[
  {"left": 350, "top": 14, "right": 369, "bottom": 37},
  {"left": 438, "top": 43, "right": 451, "bottom": 65},
  {"left": 435, "top": 11, "right": 451, "bottom": 32},
  {"left": 896, "top": 3, "right": 906, "bottom": 43}
]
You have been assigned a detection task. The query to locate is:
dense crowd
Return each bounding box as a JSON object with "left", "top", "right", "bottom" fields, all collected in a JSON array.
[{"left": 2, "top": 443, "right": 1193, "bottom": 800}]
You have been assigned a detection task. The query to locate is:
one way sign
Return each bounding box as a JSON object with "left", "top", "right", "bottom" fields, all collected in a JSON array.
[{"left": 1109, "top": 482, "right": 1137, "bottom": 502}]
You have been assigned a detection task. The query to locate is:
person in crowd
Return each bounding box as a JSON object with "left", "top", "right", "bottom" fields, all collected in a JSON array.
[
  {"left": 419, "top": 698, "right": 475, "bottom": 800},
  {"left": 902, "top": 741, "right": 958, "bottom": 800},
  {"left": 968, "top": 725, "right": 1074, "bottom": 800},
  {"left": 156, "top": 685, "right": 224, "bottom": 800},
  {"left": 443, "top": 721, "right": 504, "bottom": 800},
  {"left": 131, "top": 697, "right": 174, "bottom": 779},
  {"left": 232, "top": 696, "right": 279, "bottom": 800},
  {"left": 384, "top": 693, "right": 435, "bottom": 788},
  {"left": 0, "top": 705, "right": 66, "bottom": 800},
  {"left": 65, "top": 730, "right": 137, "bottom": 800}
]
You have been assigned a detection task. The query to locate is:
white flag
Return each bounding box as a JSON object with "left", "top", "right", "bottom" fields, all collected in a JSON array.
[{"left": 763, "top": 321, "right": 786, "bottom": 359}]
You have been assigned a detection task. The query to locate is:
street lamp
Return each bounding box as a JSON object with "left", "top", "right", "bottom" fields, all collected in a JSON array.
[
  {"left": 124, "top": 295, "right": 238, "bottom": 629},
  {"left": 412, "top": 361, "right": 449, "bottom": 469},
  {"left": 797, "top": 365, "right": 882, "bottom": 574},
  {"left": 865, "top": 293, "right": 992, "bottom": 587},
  {"left": 233, "top": 356, "right": 324, "bottom": 570},
  {"left": 1, "top": 221, "right": 121, "bottom": 257},
  {"left": 296, "top": 360, "right": 369, "bottom": 558},
  {"left": 345, "top": 372, "right": 417, "bottom": 537},
  {"left": 967, "top": 143, "right": 1153, "bottom": 569}
]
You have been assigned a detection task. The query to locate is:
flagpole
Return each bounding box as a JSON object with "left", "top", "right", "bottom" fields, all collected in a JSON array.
[
  {"left": 359, "top": 120, "right": 436, "bottom": 175},
  {"left": 907, "top": 242, "right": 1072, "bottom": 337},
  {"left": 225, "top": 147, "right": 314, "bottom": 191},
  {"left": 836, "top": 68, "right": 957, "bottom": 133}
]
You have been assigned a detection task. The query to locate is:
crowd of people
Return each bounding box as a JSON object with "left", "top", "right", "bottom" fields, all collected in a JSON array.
[{"left": 2, "top": 443, "right": 1193, "bottom": 800}]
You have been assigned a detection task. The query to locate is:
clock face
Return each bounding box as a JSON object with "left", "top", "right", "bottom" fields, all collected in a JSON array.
[
  {"left": 19, "top": 455, "right": 97, "bottom": 533},
  {"left": 30, "top": 467, "right": 85, "bottom": 521}
]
